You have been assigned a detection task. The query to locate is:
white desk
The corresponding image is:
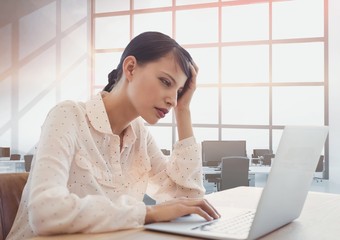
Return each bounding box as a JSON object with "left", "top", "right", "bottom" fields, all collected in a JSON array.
[
  {"left": 0, "top": 159, "right": 25, "bottom": 173},
  {"left": 202, "top": 166, "right": 271, "bottom": 175},
  {"left": 29, "top": 187, "right": 340, "bottom": 240},
  {"left": 250, "top": 165, "right": 271, "bottom": 174}
]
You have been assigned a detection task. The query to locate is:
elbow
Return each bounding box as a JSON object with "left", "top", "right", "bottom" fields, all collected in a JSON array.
[
  {"left": 28, "top": 198, "right": 75, "bottom": 235},
  {"left": 29, "top": 210, "right": 64, "bottom": 236}
]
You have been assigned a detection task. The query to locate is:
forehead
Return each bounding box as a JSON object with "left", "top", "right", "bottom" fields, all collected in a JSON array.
[{"left": 150, "top": 53, "right": 188, "bottom": 85}]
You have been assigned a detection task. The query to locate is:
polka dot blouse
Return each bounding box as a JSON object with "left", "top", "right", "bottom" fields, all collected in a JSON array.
[{"left": 7, "top": 92, "right": 205, "bottom": 240}]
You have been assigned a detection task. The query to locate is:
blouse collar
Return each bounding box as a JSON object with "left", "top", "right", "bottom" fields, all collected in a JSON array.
[{"left": 85, "top": 92, "right": 137, "bottom": 146}]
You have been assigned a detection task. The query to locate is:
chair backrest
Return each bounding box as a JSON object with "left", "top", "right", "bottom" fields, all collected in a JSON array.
[
  {"left": 160, "top": 149, "right": 170, "bottom": 156},
  {"left": 0, "top": 172, "right": 29, "bottom": 240},
  {"left": 219, "top": 156, "right": 250, "bottom": 191},
  {"left": 262, "top": 154, "right": 272, "bottom": 166},
  {"left": 24, "top": 155, "right": 34, "bottom": 172},
  {"left": 252, "top": 149, "right": 272, "bottom": 158},
  {"left": 9, "top": 154, "right": 21, "bottom": 161},
  {"left": 0, "top": 148, "right": 10, "bottom": 158},
  {"left": 202, "top": 140, "right": 247, "bottom": 167}
]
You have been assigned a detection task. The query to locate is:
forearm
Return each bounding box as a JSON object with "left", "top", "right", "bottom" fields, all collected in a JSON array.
[
  {"left": 175, "top": 108, "right": 193, "bottom": 141},
  {"left": 29, "top": 186, "right": 146, "bottom": 234}
]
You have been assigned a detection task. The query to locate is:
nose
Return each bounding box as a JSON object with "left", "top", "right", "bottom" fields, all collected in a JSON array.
[{"left": 165, "top": 91, "right": 177, "bottom": 107}]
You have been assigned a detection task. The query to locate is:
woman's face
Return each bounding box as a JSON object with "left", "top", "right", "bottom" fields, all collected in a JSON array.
[{"left": 127, "top": 53, "right": 187, "bottom": 124}]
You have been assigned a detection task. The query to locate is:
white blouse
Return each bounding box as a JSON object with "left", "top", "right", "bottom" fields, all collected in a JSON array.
[{"left": 7, "top": 93, "right": 205, "bottom": 240}]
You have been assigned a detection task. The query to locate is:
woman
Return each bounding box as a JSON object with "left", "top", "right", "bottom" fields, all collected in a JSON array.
[{"left": 7, "top": 31, "right": 219, "bottom": 239}]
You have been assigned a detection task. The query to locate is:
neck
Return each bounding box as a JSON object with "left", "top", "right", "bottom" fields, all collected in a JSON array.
[{"left": 102, "top": 88, "right": 137, "bottom": 136}]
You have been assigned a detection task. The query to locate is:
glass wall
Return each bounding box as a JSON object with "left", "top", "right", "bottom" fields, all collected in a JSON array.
[{"left": 91, "top": 0, "right": 328, "bottom": 175}]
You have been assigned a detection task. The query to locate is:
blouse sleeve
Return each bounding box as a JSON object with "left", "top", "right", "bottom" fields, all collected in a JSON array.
[
  {"left": 145, "top": 133, "right": 206, "bottom": 203},
  {"left": 28, "top": 102, "right": 146, "bottom": 235}
]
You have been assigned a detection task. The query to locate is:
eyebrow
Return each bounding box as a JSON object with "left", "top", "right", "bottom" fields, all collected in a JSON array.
[
  {"left": 161, "top": 71, "right": 185, "bottom": 90},
  {"left": 161, "top": 71, "right": 176, "bottom": 85}
]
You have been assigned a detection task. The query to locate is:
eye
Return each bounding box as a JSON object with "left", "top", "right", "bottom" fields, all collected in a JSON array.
[{"left": 160, "top": 78, "right": 171, "bottom": 87}]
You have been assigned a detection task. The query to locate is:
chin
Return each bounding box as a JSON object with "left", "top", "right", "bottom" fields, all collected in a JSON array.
[{"left": 142, "top": 117, "right": 159, "bottom": 125}]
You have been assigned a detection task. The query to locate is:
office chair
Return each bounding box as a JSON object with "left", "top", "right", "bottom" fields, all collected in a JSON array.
[
  {"left": 217, "top": 156, "right": 250, "bottom": 191},
  {"left": 9, "top": 154, "right": 21, "bottom": 161},
  {"left": 251, "top": 149, "right": 274, "bottom": 166},
  {"left": 262, "top": 154, "right": 274, "bottom": 166},
  {"left": 0, "top": 173, "right": 29, "bottom": 240},
  {"left": 160, "top": 149, "right": 170, "bottom": 156},
  {"left": 0, "top": 147, "right": 10, "bottom": 158},
  {"left": 24, "top": 154, "right": 34, "bottom": 172}
]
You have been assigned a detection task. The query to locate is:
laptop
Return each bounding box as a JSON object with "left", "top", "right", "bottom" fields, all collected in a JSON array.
[{"left": 144, "top": 125, "right": 329, "bottom": 240}]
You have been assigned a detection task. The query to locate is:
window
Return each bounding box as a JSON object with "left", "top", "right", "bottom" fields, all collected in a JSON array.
[{"left": 91, "top": 0, "right": 328, "bottom": 176}]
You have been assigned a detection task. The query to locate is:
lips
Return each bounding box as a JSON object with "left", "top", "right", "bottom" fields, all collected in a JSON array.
[{"left": 155, "top": 107, "right": 169, "bottom": 118}]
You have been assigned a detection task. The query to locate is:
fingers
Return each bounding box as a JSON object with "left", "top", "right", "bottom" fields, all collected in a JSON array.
[
  {"left": 183, "top": 205, "right": 214, "bottom": 221},
  {"left": 202, "top": 199, "right": 221, "bottom": 219},
  {"left": 177, "top": 198, "right": 220, "bottom": 221},
  {"left": 145, "top": 198, "right": 220, "bottom": 224},
  {"left": 189, "top": 63, "right": 198, "bottom": 83},
  {"left": 193, "top": 198, "right": 220, "bottom": 220},
  {"left": 190, "top": 61, "right": 199, "bottom": 73}
]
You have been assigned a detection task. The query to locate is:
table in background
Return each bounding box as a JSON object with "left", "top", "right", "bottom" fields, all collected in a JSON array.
[
  {"left": 202, "top": 165, "right": 271, "bottom": 174},
  {"left": 0, "top": 158, "right": 25, "bottom": 173},
  {"left": 202, "top": 165, "right": 271, "bottom": 187},
  {"left": 28, "top": 187, "right": 340, "bottom": 240}
]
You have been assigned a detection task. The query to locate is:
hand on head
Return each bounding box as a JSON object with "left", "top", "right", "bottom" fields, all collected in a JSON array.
[
  {"left": 175, "top": 62, "right": 199, "bottom": 111},
  {"left": 145, "top": 197, "right": 220, "bottom": 224}
]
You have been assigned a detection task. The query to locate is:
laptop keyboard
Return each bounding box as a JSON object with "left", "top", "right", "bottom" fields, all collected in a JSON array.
[{"left": 193, "top": 210, "right": 255, "bottom": 235}]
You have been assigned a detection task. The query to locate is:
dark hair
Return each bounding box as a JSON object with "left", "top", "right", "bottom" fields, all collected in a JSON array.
[{"left": 103, "top": 31, "right": 193, "bottom": 97}]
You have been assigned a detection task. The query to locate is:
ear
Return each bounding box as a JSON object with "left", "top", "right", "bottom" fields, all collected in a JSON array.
[{"left": 123, "top": 56, "right": 137, "bottom": 82}]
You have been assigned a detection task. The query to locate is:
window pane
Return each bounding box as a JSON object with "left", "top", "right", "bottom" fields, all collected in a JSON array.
[
  {"left": 0, "top": 76, "right": 11, "bottom": 126},
  {"left": 95, "top": 0, "right": 129, "bottom": 13},
  {"left": 191, "top": 88, "right": 219, "bottom": 124},
  {"left": 19, "top": 46, "right": 56, "bottom": 111},
  {"left": 272, "top": 86, "right": 324, "bottom": 125},
  {"left": 61, "top": 0, "right": 87, "bottom": 31},
  {"left": 188, "top": 47, "right": 218, "bottom": 84},
  {"left": 61, "top": 60, "right": 88, "bottom": 102},
  {"left": 61, "top": 23, "right": 87, "bottom": 73},
  {"left": 95, "top": 16, "right": 130, "bottom": 49},
  {"left": 273, "top": 0, "right": 324, "bottom": 39},
  {"left": 19, "top": 3, "right": 56, "bottom": 60},
  {"left": 134, "top": 0, "right": 172, "bottom": 9},
  {"left": 95, "top": 52, "right": 122, "bottom": 85},
  {"left": 176, "top": 0, "right": 217, "bottom": 5},
  {"left": 272, "top": 42, "right": 324, "bottom": 82},
  {"left": 147, "top": 126, "right": 172, "bottom": 150},
  {"left": 222, "top": 128, "right": 269, "bottom": 157},
  {"left": 133, "top": 12, "right": 172, "bottom": 37},
  {"left": 19, "top": 90, "right": 56, "bottom": 153},
  {"left": 222, "top": 3, "right": 269, "bottom": 42},
  {"left": 222, "top": 45, "right": 269, "bottom": 83},
  {"left": 221, "top": 87, "right": 269, "bottom": 125},
  {"left": 193, "top": 128, "right": 219, "bottom": 145},
  {"left": 0, "top": 25, "right": 12, "bottom": 74},
  {"left": 176, "top": 8, "right": 218, "bottom": 44}
]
